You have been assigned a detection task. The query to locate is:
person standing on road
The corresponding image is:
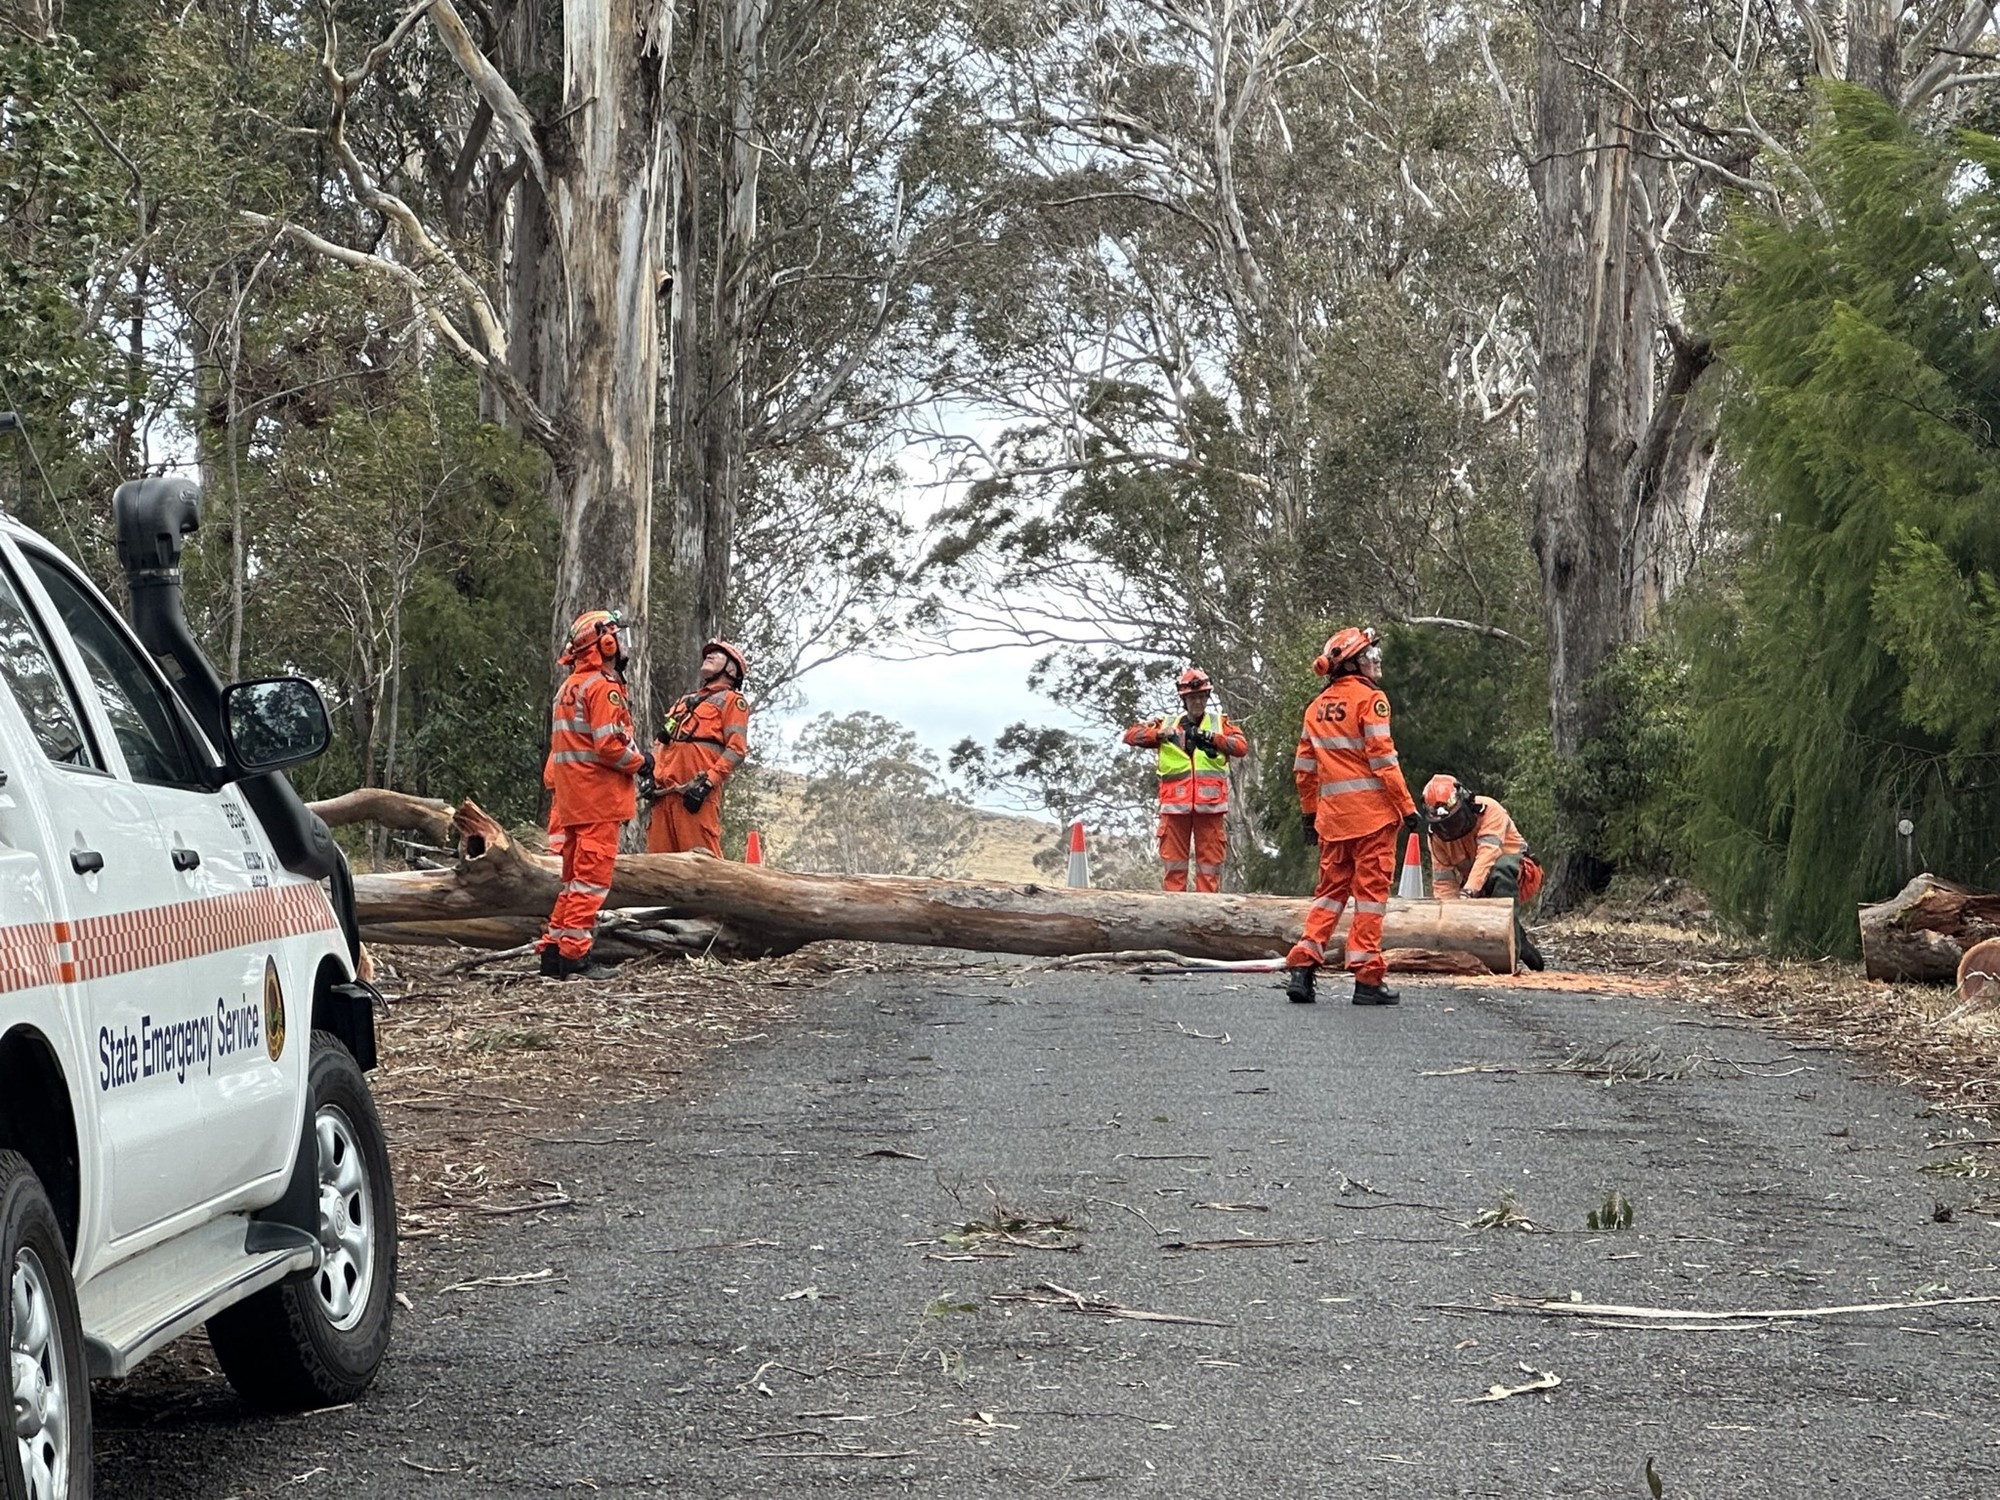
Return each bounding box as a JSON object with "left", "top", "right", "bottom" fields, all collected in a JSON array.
[
  {"left": 1283, "top": 627, "right": 1421, "bottom": 1006},
  {"left": 647, "top": 640, "right": 752, "bottom": 856},
  {"left": 539, "top": 610, "right": 651, "bottom": 980},
  {"left": 1122, "top": 667, "right": 1251, "bottom": 892},
  {"left": 1422, "top": 774, "right": 1546, "bottom": 972}
]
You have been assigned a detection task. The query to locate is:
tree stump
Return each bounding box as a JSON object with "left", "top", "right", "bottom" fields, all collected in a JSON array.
[{"left": 1858, "top": 874, "right": 2000, "bottom": 983}]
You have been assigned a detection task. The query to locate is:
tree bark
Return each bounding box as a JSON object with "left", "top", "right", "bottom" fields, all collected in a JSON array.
[
  {"left": 655, "top": 0, "right": 767, "bottom": 689},
  {"left": 1527, "top": 0, "right": 1719, "bottom": 911},
  {"left": 503, "top": 0, "right": 668, "bottom": 718},
  {"left": 344, "top": 800, "right": 1519, "bottom": 971},
  {"left": 309, "top": 787, "right": 458, "bottom": 846},
  {"left": 1858, "top": 873, "right": 2000, "bottom": 983}
]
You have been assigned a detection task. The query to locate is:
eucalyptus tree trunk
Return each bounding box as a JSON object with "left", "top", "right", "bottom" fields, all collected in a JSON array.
[
  {"left": 1527, "top": 0, "right": 1719, "bottom": 909},
  {"left": 657, "top": 0, "right": 769, "bottom": 688},
  {"left": 505, "top": 0, "right": 669, "bottom": 718}
]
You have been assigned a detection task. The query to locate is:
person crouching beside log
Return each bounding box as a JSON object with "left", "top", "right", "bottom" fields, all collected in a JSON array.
[
  {"left": 646, "top": 639, "right": 752, "bottom": 856},
  {"left": 1421, "top": 774, "right": 1546, "bottom": 972},
  {"left": 1282, "top": 626, "right": 1422, "bottom": 1007},
  {"left": 537, "top": 610, "right": 652, "bottom": 981},
  {"left": 1122, "top": 667, "right": 1250, "bottom": 892}
]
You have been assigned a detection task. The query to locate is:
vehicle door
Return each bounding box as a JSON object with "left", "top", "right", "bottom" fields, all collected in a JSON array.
[
  {"left": 0, "top": 545, "right": 184, "bottom": 1243},
  {"left": 19, "top": 545, "right": 304, "bottom": 1223}
]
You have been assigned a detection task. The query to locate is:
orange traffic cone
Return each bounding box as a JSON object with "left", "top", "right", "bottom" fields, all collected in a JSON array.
[
  {"left": 1066, "top": 819, "right": 1090, "bottom": 888},
  {"left": 744, "top": 829, "right": 764, "bottom": 866},
  {"left": 1395, "top": 831, "right": 1425, "bottom": 900}
]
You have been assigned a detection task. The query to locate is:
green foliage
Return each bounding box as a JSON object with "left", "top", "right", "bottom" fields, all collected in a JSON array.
[
  {"left": 235, "top": 366, "right": 554, "bottom": 826},
  {"left": 0, "top": 29, "right": 124, "bottom": 498},
  {"left": 1690, "top": 86, "right": 2000, "bottom": 953},
  {"left": 1554, "top": 640, "right": 1694, "bottom": 877}
]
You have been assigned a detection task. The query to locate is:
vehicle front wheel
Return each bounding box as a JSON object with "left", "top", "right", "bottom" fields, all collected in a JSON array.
[
  {"left": 208, "top": 1032, "right": 397, "bottom": 1411},
  {"left": 2, "top": 1149, "right": 90, "bottom": 1500}
]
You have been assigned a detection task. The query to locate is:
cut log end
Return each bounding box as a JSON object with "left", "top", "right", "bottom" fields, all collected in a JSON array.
[{"left": 1957, "top": 938, "right": 2000, "bottom": 1005}]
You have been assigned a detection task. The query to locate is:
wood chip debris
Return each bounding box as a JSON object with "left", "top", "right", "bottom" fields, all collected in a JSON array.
[
  {"left": 991, "top": 1281, "right": 1234, "bottom": 1327},
  {"left": 1162, "top": 1237, "right": 1320, "bottom": 1252},
  {"left": 1462, "top": 1365, "right": 1562, "bottom": 1404},
  {"left": 863, "top": 1147, "right": 927, "bottom": 1160}
]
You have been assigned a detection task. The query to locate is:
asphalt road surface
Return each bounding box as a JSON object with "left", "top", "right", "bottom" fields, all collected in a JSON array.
[{"left": 97, "top": 964, "right": 2000, "bottom": 1498}]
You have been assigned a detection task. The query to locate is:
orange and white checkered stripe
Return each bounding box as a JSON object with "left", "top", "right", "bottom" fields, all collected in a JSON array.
[
  {"left": 0, "top": 882, "right": 339, "bottom": 997},
  {"left": 0, "top": 920, "right": 60, "bottom": 995}
]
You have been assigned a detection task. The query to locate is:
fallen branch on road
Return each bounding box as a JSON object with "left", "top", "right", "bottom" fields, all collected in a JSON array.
[
  {"left": 1449, "top": 1291, "right": 2000, "bottom": 1324},
  {"left": 1462, "top": 1366, "right": 1562, "bottom": 1404},
  {"left": 991, "top": 1281, "right": 1235, "bottom": 1327}
]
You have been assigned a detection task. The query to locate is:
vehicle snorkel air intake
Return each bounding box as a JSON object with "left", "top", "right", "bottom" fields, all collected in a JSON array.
[{"left": 112, "top": 477, "right": 342, "bottom": 880}]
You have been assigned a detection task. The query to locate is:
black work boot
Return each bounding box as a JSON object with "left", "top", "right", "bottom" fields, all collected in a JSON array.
[
  {"left": 1517, "top": 928, "right": 1547, "bottom": 972},
  {"left": 1283, "top": 966, "right": 1317, "bottom": 1005},
  {"left": 561, "top": 951, "right": 620, "bottom": 981},
  {"left": 537, "top": 945, "right": 565, "bottom": 979},
  {"left": 1351, "top": 978, "right": 1401, "bottom": 1006}
]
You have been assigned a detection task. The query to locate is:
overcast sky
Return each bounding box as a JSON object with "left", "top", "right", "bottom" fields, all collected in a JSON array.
[{"left": 763, "top": 641, "right": 1102, "bottom": 815}]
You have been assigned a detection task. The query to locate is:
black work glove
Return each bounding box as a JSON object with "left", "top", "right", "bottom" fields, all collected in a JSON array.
[
  {"left": 681, "top": 774, "right": 712, "bottom": 812},
  {"left": 636, "top": 749, "right": 655, "bottom": 782},
  {"left": 1300, "top": 814, "right": 1319, "bottom": 848},
  {"left": 1401, "top": 811, "right": 1425, "bottom": 838},
  {"left": 1188, "top": 729, "right": 1217, "bottom": 754}
]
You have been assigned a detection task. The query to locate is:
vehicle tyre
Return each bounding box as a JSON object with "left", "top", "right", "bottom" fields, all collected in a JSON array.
[
  {"left": 2, "top": 1149, "right": 90, "bottom": 1500},
  {"left": 208, "top": 1032, "right": 396, "bottom": 1411}
]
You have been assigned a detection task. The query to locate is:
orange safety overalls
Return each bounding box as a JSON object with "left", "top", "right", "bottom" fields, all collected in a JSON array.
[
  {"left": 647, "top": 683, "right": 752, "bottom": 856},
  {"left": 539, "top": 668, "right": 645, "bottom": 959},
  {"left": 1285, "top": 675, "right": 1418, "bottom": 984}
]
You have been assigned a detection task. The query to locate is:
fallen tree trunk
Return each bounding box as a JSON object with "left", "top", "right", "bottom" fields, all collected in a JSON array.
[
  {"left": 344, "top": 800, "right": 1517, "bottom": 972},
  {"left": 1859, "top": 873, "right": 2000, "bottom": 983},
  {"left": 309, "top": 787, "right": 456, "bottom": 846}
]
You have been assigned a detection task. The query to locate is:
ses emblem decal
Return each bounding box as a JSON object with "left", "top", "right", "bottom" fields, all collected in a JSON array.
[{"left": 263, "top": 956, "right": 287, "bottom": 1062}]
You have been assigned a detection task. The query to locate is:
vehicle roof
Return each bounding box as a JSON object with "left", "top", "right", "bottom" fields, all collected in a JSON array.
[{"left": 0, "top": 512, "right": 63, "bottom": 550}]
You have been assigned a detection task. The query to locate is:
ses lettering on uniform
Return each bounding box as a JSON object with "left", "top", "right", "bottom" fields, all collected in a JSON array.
[{"left": 98, "top": 994, "right": 263, "bottom": 1090}]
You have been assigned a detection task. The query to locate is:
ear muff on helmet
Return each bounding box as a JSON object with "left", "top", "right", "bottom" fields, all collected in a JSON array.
[
  {"left": 562, "top": 608, "right": 623, "bottom": 664},
  {"left": 1315, "top": 625, "right": 1379, "bottom": 676}
]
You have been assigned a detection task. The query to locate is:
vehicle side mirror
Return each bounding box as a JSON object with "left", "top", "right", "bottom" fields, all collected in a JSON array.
[{"left": 223, "top": 678, "right": 331, "bottom": 772}]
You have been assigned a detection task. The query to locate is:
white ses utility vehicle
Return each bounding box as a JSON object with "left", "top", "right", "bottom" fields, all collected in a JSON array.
[{"left": 1, "top": 470, "right": 395, "bottom": 1500}]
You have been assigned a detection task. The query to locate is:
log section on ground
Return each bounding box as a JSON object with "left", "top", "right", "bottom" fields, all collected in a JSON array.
[
  {"left": 339, "top": 798, "right": 1517, "bottom": 973},
  {"left": 1859, "top": 873, "right": 2000, "bottom": 983}
]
